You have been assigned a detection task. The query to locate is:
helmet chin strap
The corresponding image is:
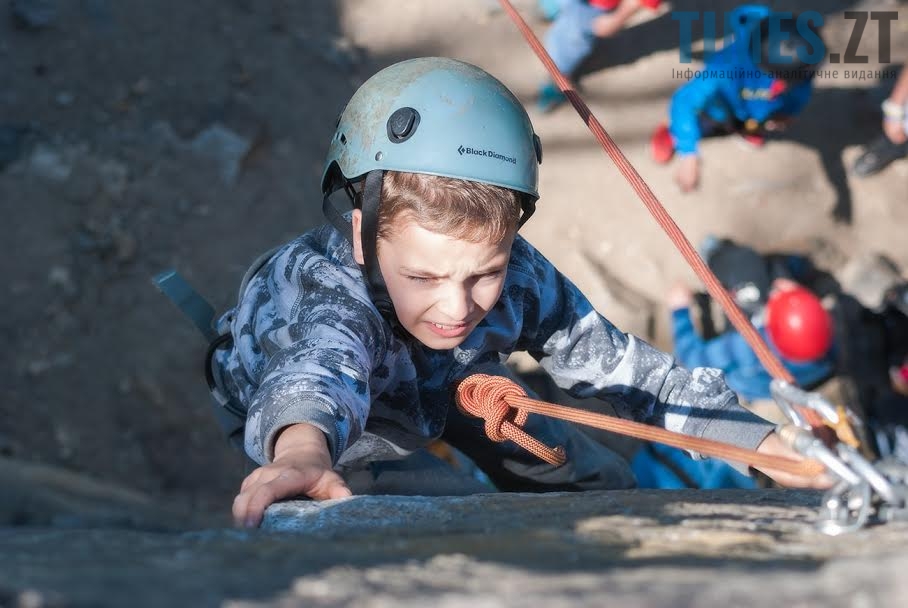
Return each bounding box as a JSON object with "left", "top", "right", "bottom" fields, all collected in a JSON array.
[
  {"left": 359, "top": 170, "right": 399, "bottom": 325},
  {"left": 321, "top": 177, "right": 354, "bottom": 244},
  {"left": 322, "top": 170, "right": 409, "bottom": 338}
]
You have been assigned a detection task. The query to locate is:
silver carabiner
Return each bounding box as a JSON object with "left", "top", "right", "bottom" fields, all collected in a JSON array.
[
  {"left": 769, "top": 379, "right": 854, "bottom": 430},
  {"left": 816, "top": 479, "right": 872, "bottom": 536}
]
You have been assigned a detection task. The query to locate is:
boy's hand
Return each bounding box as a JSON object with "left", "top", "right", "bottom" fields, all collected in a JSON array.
[
  {"left": 674, "top": 154, "right": 700, "bottom": 193},
  {"left": 751, "top": 432, "right": 834, "bottom": 489},
  {"left": 232, "top": 423, "right": 352, "bottom": 528}
]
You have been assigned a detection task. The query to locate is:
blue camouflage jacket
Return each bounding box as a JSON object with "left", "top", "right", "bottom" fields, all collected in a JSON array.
[{"left": 214, "top": 224, "right": 774, "bottom": 468}]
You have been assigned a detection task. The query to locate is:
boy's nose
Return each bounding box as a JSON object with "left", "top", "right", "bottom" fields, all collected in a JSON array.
[{"left": 438, "top": 284, "right": 475, "bottom": 321}]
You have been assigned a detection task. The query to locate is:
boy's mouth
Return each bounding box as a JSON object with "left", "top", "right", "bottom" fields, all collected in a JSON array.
[
  {"left": 432, "top": 322, "right": 464, "bottom": 329},
  {"left": 426, "top": 320, "right": 470, "bottom": 338}
]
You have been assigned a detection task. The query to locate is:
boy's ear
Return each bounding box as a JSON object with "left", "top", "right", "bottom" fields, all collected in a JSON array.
[{"left": 351, "top": 209, "right": 365, "bottom": 265}]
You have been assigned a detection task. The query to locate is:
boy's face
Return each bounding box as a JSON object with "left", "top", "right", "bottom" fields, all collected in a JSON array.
[{"left": 352, "top": 210, "right": 515, "bottom": 350}]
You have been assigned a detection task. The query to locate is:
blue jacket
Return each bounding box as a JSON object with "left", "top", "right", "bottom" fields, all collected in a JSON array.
[
  {"left": 671, "top": 308, "right": 835, "bottom": 402},
  {"left": 669, "top": 9, "right": 814, "bottom": 154}
]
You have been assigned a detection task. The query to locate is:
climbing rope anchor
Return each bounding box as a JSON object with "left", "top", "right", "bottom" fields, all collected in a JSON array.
[{"left": 771, "top": 380, "right": 908, "bottom": 535}]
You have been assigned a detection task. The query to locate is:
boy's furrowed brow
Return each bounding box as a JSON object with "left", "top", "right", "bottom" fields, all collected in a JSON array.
[
  {"left": 399, "top": 266, "right": 445, "bottom": 277},
  {"left": 399, "top": 262, "right": 507, "bottom": 277}
]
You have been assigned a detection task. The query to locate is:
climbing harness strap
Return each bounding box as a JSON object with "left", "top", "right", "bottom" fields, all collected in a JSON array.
[
  {"left": 153, "top": 246, "right": 282, "bottom": 447},
  {"left": 152, "top": 270, "right": 218, "bottom": 342}
]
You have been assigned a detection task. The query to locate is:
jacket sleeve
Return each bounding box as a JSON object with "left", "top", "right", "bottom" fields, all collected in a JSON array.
[
  {"left": 232, "top": 245, "right": 388, "bottom": 466},
  {"left": 514, "top": 245, "right": 772, "bottom": 452},
  {"left": 669, "top": 75, "right": 723, "bottom": 155}
]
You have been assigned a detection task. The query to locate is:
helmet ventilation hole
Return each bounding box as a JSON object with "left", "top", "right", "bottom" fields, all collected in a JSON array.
[
  {"left": 375, "top": 151, "right": 383, "bottom": 161},
  {"left": 386, "top": 107, "right": 420, "bottom": 143}
]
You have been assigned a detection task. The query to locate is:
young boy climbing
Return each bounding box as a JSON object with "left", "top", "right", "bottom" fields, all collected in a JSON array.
[{"left": 211, "top": 57, "right": 829, "bottom": 528}]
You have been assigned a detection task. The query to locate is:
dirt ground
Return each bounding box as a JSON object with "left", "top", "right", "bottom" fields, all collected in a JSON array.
[{"left": 2, "top": 0, "right": 907, "bottom": 515}]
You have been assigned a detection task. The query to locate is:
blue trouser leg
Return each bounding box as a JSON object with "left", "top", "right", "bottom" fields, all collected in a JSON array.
[{"left": 544, "top": 0, "right": 606, "bottom": 77}]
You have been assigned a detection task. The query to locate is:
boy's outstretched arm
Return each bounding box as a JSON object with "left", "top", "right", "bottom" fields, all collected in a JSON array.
[
  {"left": 515, "top": 241, "right": 770, "bottom": 453},
  {"left": 232, "top": 422, "right": 352, "bottom": 528}
]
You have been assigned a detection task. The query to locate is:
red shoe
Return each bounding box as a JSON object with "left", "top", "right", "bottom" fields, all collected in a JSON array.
[
  {"left": 650, "top": 123, "right": 675, "bottom": 164},
  {"left": 737, "top": 133, "right": 765, "bottom": 148}
]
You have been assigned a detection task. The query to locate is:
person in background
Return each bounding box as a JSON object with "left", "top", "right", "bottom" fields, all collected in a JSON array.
[
  {"left": 852, "top": 66, "right": 908, "bottom": 177},
  {"left": 651, "top": 5, "right": 825, "bottom": 192},
  {"left": 536, "top": 0, "right": 663, "bottom": 112}
]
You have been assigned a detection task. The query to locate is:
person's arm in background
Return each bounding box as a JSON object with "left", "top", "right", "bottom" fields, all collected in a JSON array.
[
  {"left": 882, "top": 68, "right": 908, "bottom": 144},
  {"left": 668, "top": 76, "right": 723, "bottom": 192},
  {"left": 666, "top": 282, "right": 736, "bottom": 373}
]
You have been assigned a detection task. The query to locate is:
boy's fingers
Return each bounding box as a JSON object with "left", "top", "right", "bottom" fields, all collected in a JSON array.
[
  {"left": 233, "top": 468, "right": 298, "bottom": 528},
  {"left": 323, "top": 476, "right": 353, "bottom": 500},
  {"left": 755, "top": 466, "right": 834, "bottom": 490},
  {"left": 236, "top": 467, "right": 348, "bottom": 528},
  {"left": 239, "top": 467, "right": 263, "bottom": 493},
  {"left": 306, "top": 470, "right": 352, "bottom": 501},
  {"left": 232, "top": 490, "right": 253, "bottom": 527}
]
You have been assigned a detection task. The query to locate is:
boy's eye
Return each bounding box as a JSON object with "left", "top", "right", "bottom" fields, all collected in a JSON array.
[{"left": 406, "top": 275, "right": 435, "bottom": 284}]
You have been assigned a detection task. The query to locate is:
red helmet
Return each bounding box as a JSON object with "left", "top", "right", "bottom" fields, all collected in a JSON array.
[{"left": 765, "top": 286, "right": 833, "bottom": 362}]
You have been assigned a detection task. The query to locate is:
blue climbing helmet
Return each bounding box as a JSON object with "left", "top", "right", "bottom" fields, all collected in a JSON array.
[
  {"left": 319, "top": 57, "right": 543, "bottom": 329},
  {"left": 321, "top": 57, "right": 542, "bottom": 229}
]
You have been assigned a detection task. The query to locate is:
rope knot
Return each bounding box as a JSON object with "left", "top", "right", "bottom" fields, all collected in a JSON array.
[
  {"left": 456, "top": 374, "right": 529, "bottom": 441},
  {"left": 455, "top": 374, "right": 566, "bottom": 466}
]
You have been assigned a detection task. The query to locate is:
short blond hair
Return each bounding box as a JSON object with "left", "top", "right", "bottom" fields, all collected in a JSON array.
[{"left": 376, "top": 171, "right": 524, "bottom": 243}]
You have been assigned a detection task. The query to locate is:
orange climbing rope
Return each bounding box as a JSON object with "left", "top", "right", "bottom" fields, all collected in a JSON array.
[
  {"left": 496, "top": 0, "right": 831, "bottom": 433},
  {"left": 457, "top": 374, "right": 825, "bottom": 476}
]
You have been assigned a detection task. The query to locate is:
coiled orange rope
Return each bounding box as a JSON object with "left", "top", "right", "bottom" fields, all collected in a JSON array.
[{"left": 456, "top": 374, "right": 825, "bottom": 477}]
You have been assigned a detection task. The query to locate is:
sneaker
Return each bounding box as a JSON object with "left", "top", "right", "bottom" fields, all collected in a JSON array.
[
  {"left": 537, "top": 0, "right": 562, "bottom": 21},
  {"left": 852, "top": 134, "right": 908, "bottom": 177},
  {"left": 737, "top": 132, "right": 765, "bottom": 148},
  {"left": 536, "top": 82, "right": 567, "bottom": 113},
  {"left": 650, "top": 123, "right": 675, "bottom": 163}
]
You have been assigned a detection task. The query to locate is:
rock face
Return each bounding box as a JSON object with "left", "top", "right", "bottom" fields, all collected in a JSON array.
[{"left": 2, "top": 489, "right": 907, "bottom": 607}]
